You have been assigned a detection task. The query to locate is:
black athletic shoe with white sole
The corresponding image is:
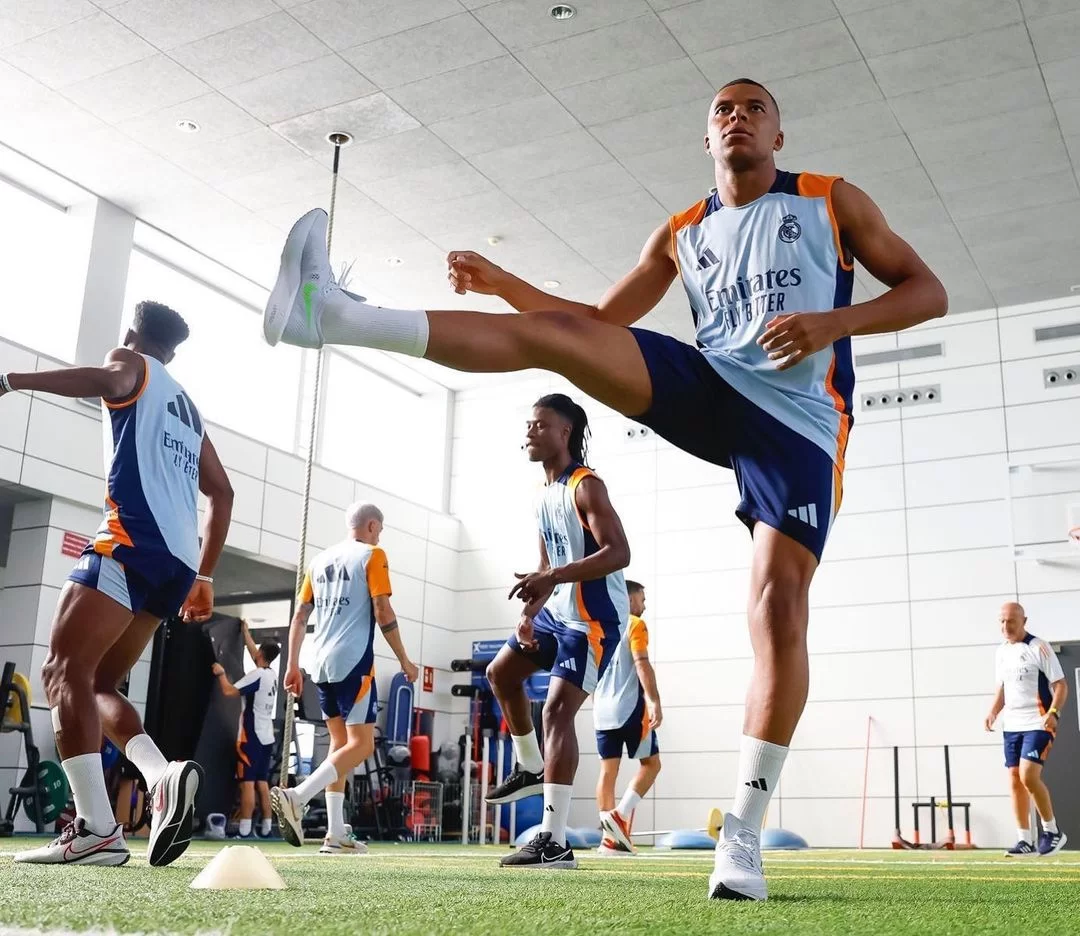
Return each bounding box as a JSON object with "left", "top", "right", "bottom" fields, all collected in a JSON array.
[
  {"left": 485, "top": 763, "right": 543, "bottom": 805},
  {"left": 147, "top": 760, "right": 203, "bottom": 867},
  {"left": 499, "top": 832, "right": 577, "bottom": 869}
]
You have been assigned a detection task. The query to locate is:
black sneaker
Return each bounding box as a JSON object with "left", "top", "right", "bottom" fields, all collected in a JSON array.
[
  {"left": 1005, "top": 839, "right": 1036, "bottom": 857},
  {"left": 1038, "top": 830, "right": 1067, "bottom": 856},
  {"left": 485, "top": 763, "right": 543, "bottom": 805},
  {"left": 500, "top": 832, "right": 577, "bottom": 869}
]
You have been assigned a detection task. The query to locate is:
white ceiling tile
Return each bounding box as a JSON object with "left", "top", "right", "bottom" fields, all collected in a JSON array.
[
  {"left": 0, "top": 1, "right": 96, "bottom": 49},
  {"left": 778, "top": 100, "right": 902, "bottom": 156},
  {"left": 924, "top": 137, "right": 1071, "bottom": 193},
  {"left": 692, "top": 18, "right": 861, "bottom": 86},
  {"left": 340, "top": 13, "right": 504, "bottom": 88},
  {"left": 647, "top": 178, "right": 714, "bottom": 213},
  {"left": 474, "top": 0, "right": 651, "bottom": 52},
  {"left": 430, "top": 93, "right": 577, "bottom": 157},
  {"left": 852, "top": 167, "right": 938, "bottom": 206},
  {"left": 388, "top": 56, "right": 543, "bottom": 125},
  {"left": 554, "top": 58, "right": 713, "bottom": 127},
  {"left": 887, "top": 67, "right": 1047, "bottom": 130},
  {"left": 1020, "top": 0, "right": 1079, "bottom": 16},
  {"left": 1028, "top": 8, "right": 1080, "bottom": 64},
  {"left": 1065, "top": 131, "right": 1080, "bottom": 167},
  {"left": 256, "top": 183, "right": 382, "bottom": 232},
  {"left": 941, "top": 169, "right": 1080, "bottom": 222},
  {"left": 867, "top": 24, "right": 1037, "bottom": 97},
  {"left": 288, "top": 0, "right": 464, "bottom": 51},
  {"left": 511, "top": 161, "right": 644, "bottom": 213},
  {"left": 646, "top": 0, "right": 699, "bottom": 10},
  {"left": 621, "top": 141, "right": 711, "bottom": 189},
  {"left": 1042, "top": 54, "right": 1080, "bottom": 100},
  {"left": 271, "top": 93, "right": 419, "bottom": 154},
  {"left": 0, "top": 11, "right": 153, "bottom": 88},
  {"left": 108, "top": 0, "right": 278, "bottom": 50},
  {"left": 167, "top": 127, "right": 309, "bottom": 187},
  {"left": 907, "top": 104, "right": 1062, "bottom": 164},
  {"left": 876, "top": 196, "right": 953, "bottom": 235},
  {"left": 393, "top": 190, "right": 534, "bottom": 239},
  {"left": 767, "top": 61, "right": 883, "bottom": 120},
  {"left": 117, "top": 93, "right": 262, "bottom": 157},
  {"left": 469, "top": 129, "right": 612, "bottom": 186},
  {"left": 533, "top": 187, "right": 666, "bottom": 241},
  {"left": 958, "top": 200, "right": 1080, "bottom": 252},
  {"left": 213, "top": 158, "right": 339, "bottom": 212},
  {"left": 169, "top": 12, "right": 328, "bottom": 88},
  {"left": 659, "top": 0, "right": 837, "bottom": 55},
  {"left": 591, "top": 99, "right": 706, "bottom": 160},
  {"left": 844, "top": 0, "right": 1020, "bottom": 58},
  {"left": 426, "top": 215, "right": 559, "bottom": 255},
  {"left": 334, "top": 128, "right": 460, "bottom": 186},
  {"left": 62, "top": 54, "right": 209, "bottom": 124},
  {"left": 831, "top": 0, "right": 899, "bottom": 12},
  {"left": 359, "top": 160, "right": 497, "bottom": 213},
  {"left": 224, "top": 55, "right": 375, "bottom": 125},
  {"left": 518, "top": 14, "right": 684, "bottom": 90}
]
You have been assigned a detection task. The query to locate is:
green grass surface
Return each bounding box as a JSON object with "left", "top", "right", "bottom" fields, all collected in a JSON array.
[{"left": 1, "top": 839, "right": 1078, "bottom": 935}]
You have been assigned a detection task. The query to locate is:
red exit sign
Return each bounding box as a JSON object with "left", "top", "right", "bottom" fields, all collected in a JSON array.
[
  {"left": 61, "top": 532, "right": 90, "bottom": 558},
  {"left": 422, "top": 666, "right": 434, "bottom": 692}
]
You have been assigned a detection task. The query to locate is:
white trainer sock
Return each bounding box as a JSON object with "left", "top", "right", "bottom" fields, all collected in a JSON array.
[
  {"left": 1043, "top": 817, "right": 1058, "bottom": 834},
  {"left": 729, "top": 734, "right": 789, "bottom": 832},
  {"left": 125, "top": 734, "right": 168, "bottom": 791},
  {"left": 239, "top": 818, "right": 252, "bottom": 837},
  {"left": 325, "top": 791, "right": 347, "bottom": 838},
  {"left": 617, "top": 788, "right": 643, "bottom": 817},
  {"left": 294, "top": 758, "right": 339, "bottom": 805},
  {"left": 1018, "top": 827, "right": 1032, "bottom": 843},
  {"left": 261, "top": 818, "right": 272, "bottom": 836},
  {"left": 511, "top": 731, "right": 544, "bottom": 774},
  {"left": 321, "top": 290, "right": 429, "bottom": 356},
  {"left": 62, "top": 753, "right": 116, "bottom": 835},
  {"left": 540, "top": 783, "right": 572, "bottom": 848}
]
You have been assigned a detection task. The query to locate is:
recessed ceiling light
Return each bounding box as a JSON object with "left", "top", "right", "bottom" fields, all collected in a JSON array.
[
  {"left": 544, "top": 280, "right": 561, "bottom": 289},
  {"left": 386, "top": 257, "right": 404, "bottom": 266},
  {"left": 175, "top": 119, "right": 200, "bottom": 133},
  {"left": 326, "top": 130, "right": 353, "bottom": 146},
  {"left": 549, "top": 4, "right": 575, "bottom": 19}
]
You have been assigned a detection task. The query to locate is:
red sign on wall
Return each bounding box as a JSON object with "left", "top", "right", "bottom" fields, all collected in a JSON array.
[
  {"left": 61, "top": 532, "right": 90, "bottom": 558},
  {"left": 422, "top": 666, "right": 434, "bottom": 693}
]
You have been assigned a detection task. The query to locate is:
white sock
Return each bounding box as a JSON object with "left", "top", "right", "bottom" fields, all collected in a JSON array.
[
  {"left": 729, "top": 734, "right": 788, "bottom": 832},
  {"left": 617, "top": 788, "right": 642, "bottom": 817},
  {"left": 62, "top": 753, "right": 116, "bottom": 835},
  {"left": 1018, "top": 827, "right": 1032, "bottom": 843},
  {"left": 540, "top": 783, "right": 572, "bottom": 848},
  {"left": 322, "top": 290, "right": 429, "bottom": 356},
  {"left": 261, "top": 818, "right": 272, "bottom": 836},
  {"left": 239, "top": 818, "right": 252, "bottom": 837},
  {"left": 511, "top": 731, "right": 544, "bottom": 774},
  {"left": 1043, "top": 817, "right": 1058, "bottom": 834},
  {"left": 325, "top": 791, "right": 347, "bottom": 838},
  {"left": 294, "top": 758, "right": 339, "bottom": 805},
  {"left": 125, "top": 734, "right": 169, "bottom": 791}
]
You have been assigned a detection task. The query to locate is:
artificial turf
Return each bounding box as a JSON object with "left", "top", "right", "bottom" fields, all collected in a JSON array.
[{"left": 1, "top": 840, "right": 1078, "bottom": 936}]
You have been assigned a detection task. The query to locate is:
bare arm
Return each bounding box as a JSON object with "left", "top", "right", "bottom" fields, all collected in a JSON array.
[
  {"left": 447, "top": 223, "right": 677, "bottom": 326},
  {"left": 195, "top": 434, "right": 233, "bottom": 579},
  {"left": 985, "top": 684, "right": 1005, "bottom": 731},
  {"left": 373, "top": 595, "right": 418, "bottom": 682},
  {"left": 240, "top": 619, "right": 259, "bottom": 661},
  {"left": 283, "top": 601, "right": 313, "bottom": 696},
  {"left": 215, "top": 672, "right": 240, "bottom": 698},
  {"left": 1046, "top": 678, "right": 1068, "bottom": 731},
  {"left": 1, "top": 347, "right": 144, "bottom": 402}
]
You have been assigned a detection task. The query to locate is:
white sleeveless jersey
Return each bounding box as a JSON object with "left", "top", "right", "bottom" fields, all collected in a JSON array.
[
  {"left": 300, "top": 539, "right": 392, "bottom": 684},
  {"left": 671, "top": 170, "right": 856, "bottom": 467},
  {"left": 95, "top": 354, "right": 203, "bottom": 571},
  {"left": 996, "top": 634, "right": 1065, "bottom": 732},
  {"left": 235, "top": 667, "right": 277, "bottom": 745},
  {"left": 539, "top": 464, "right": 629, "bottom": 631},
  {"left": 593, "top": 614, "right": 649, "bottom": 731}
]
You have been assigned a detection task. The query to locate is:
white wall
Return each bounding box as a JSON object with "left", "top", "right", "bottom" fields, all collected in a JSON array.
[
  {"left": 448, "top": 297, "right": 1080, "bottom": 849},
  {"left": 0, "top": 335, "right": 463, "bottom": 816}
]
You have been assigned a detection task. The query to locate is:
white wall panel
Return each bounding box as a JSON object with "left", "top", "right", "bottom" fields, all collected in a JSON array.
[
  {"left": 653, "top": 568, "right": 750, "bottom": 617},
  {"left": 425, "top": 541, "right": 458, "bottom": 590},
  {"left": 261, "top": 484, "right": 302, "bottom": 539},
  {"left": 826, "top": 509, "right": 906, "bottom": 560},
  {"left": 1002, "top": 353, "right": 1080, "bottom": 407},
  {"left": 844, "top": 420, "right": 903, "bottom": 469},
  {"left": 208, "top": 425, "right": 266, "bottom": 480},
  {"left": 899, "top": 365, "right": 1003, "bottom": 420},
  {"left": 265, "top": 449, "right": 305, "bottom": 492},
  {"left": 651, "top": 751, "right": 739, "bottom": 799},
  {"left": 654, "top": 658, "right": 752, "bottom": 707},
  {"left": 0, "top": 446, "right": 21, "bottom": 484},
  {"left": 1017, "top": 590, "right": 1080, "bottom": 641},
  {"left": 998, "top": 303, "right": 1080, "bottom": 361},
  {"left": 20, "top": 456, "right": 101, "bottom": 506},
  {"left": 310, "top": 465, "right": 355, "bottom": 508},
  {"left": 380, "top": 526, "right": 428, "bottom": 581},
  {"left": 898, "top": 317, "right": 1000, "bottom": 374},
  {"left": 914, "top": 695, "right": 998, "bottom": 748},
  {"left": 422, "top": 583, "right": 456, "bottom": 627},
  {"left": 258, "top": 530, "right": 297, "bottom": 566},
  {"left": 811, "top": 555, "right": 908, "bottom": 607},
  {"left": 1015, "top": 555, "right": 1080, "bottom": 595},
  {"left": 911, "top": 645, "right": 996, "bottom": 698},
  {"left": 1007, "top": 399, "right": 1080, "bottom": 450},
  {"left": 808, "top": 650, "right": 913, "bottom": 701},
  {"left": 908, "top": 547, "right": 1014, "bottom": 600},
  {"left": 656, "top": 486, "right": 741, "bottom": 532},
  {"left": 24, "top": 401, "right": 102, "bottom": 478},
  {"left": 656, "top": 445, "right": 732, "bottom": 490},
  {"left": 904, "top": 454, "right": 1006, "bottom": 508},
  {"left": 390, "top": 572, "right": 425, "bottom": 623},
  {"left": 902, "top": 407, "right": 1006, "bottom": 461},
  {"left": 651, "top": 613, "right": 755, "bottom": 663},
  {"left": 906, "top": 500, "right": 1010, "bottom": 553},
  {"left": 657, "top": 704, "right": 744, "bottom": 753},
  {"left": 841, "top": 464, "right": 905, "bottom": 514},
  {"left": 0, "top": 389, "right": 30, "bottom": 453},
  {"left": 909, "top": 595, "right": 1012, "bottom": 649},
  {"left": 793, "top": 697, "right": 915, "bottom": 750},
  {"left": 655, "top": 525, "right": 754, "bottom": 574},
  {"left": 806, "top": 603, "right": 910, "bottom": 655},
  {"left": 1011, "top": 491, "right": 1080, "bottom": 546}
]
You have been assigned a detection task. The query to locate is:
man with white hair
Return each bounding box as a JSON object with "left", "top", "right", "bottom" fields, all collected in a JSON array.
[{"left": 272, "top": 502, "right": 419, "bottom": 854}]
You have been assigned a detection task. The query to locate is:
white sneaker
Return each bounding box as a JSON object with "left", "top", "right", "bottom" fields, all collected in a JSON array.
[
  {"left": 147, "top": 760, "right": 203, "bottom": 867},
  {"left": 271, "top": 786, "right": 305, "bottom": 847},
  {"left": 14, "top": 817, "right": 129, "bottom": 866},
  {"left": 318, "top": 832, "right": 368, "bottom": 856},
  {"left": 599, "top": 809, "right": 637, "bottom": 854},
  {"left": 264, "top": 208, "right": 331, "bottom": 349},
  {"left": 708, "top": 815, "right": 767, "bottom": 901}
]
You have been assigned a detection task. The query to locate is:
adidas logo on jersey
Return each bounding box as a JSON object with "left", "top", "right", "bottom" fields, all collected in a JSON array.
[
  {"left": 558, "top": 658, "right": 578, "bottom": 673},
  {"left": 165, "top": 392, "right": 202, "bottom": 434},
  {"left": 316, "top": 564, "right": 351, "bottom": 584},
  {"left": 697, "top": 247, "right": 720, "bottom": 270},
  {"left": 787, "top": 504, "right": 819, "bottom": 529}
]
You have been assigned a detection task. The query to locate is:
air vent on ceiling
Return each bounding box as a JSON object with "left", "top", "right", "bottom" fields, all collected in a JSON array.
[
  {"left": 854, "top": 342, "right": 943, "bottom": 367},
  {"left": 1034, "top": 322, "right": 1080, "bottom": 342}
]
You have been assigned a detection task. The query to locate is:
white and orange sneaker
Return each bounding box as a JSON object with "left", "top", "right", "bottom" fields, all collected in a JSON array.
[
  {"left": 599, "top": 809, "right": 637, "bottom": 854},
  {"left": 14, "top": 818, "right": 129, "bottom": 866},
  {"left": 595, "top": 834, "right": 634, "bottom": 857}
]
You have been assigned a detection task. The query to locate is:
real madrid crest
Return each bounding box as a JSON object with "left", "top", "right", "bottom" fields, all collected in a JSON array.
[{"left": 778, "top": 213, "right": 801, "bottom": 243}]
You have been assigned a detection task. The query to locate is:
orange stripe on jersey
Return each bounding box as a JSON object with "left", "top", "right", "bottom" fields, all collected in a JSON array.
[
  {"left": 567, "top": 466, "right": 595, "bottom": 531},
  {"left": 366, "top": 547, "right": 392, "bottom": 597},
  {"left": 103, "top": 357, "right": 150, "bottom": 410},
  {"left": 94, "top": 495, "right": 134, "bottom": 557},
  {"left": 298, "top": 572, "right": 314, "bottom": 604},
  {"left": 668, "top": 199, "right": 709, "bottom": 275},
  {"left": 586, "top": 619, "right": 604, "bottom": 669},
  {"left": 797, "top": 173, "right": 854, "bottom": 272},
  {"left": 823, "top": 354, "right": 851, "bottom": 487}
]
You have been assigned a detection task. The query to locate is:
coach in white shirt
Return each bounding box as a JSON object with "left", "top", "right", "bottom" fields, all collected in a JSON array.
[{"left": 985, "top": 602, "right": 1068, "bottom": 857}]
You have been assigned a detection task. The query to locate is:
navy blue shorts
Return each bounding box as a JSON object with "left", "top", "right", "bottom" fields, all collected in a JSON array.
[
  {"left": 1003, "top": 729, "right": 1054, "bottom": 767},
  {"left": 596, "top": 693, "right": 659, "bottom": 761},
  {"left": 68, "top": 547, "right": 197, "bottom": 619},
  {"left": 630, "top": 328, "right": 841, "bottom": 560},
  {"left": 507, "top": 607, "right": 621, "bottom": 695},
  {"left": 316, "top": 657, "right": 378, "bottom": 726},
  {"left": 237, "top": 716, "right": 273, "bottom": 783}
]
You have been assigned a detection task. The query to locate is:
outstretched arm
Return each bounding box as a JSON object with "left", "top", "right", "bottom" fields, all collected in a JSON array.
[
  {"left": 0, "top": 347, "right": 144, "bottom": 402},
  {"left": 180, "top": 434, "right": 234, "bottom": 622},
  {"left": 447, "top": 222, "right": 677, "bottom": 326}
]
